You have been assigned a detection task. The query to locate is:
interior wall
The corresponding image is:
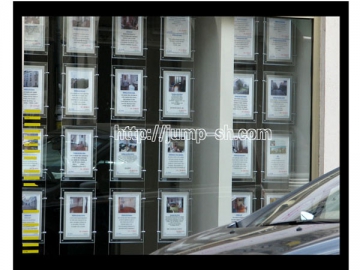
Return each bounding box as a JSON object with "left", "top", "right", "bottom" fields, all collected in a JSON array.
[
  {"left": 192, "top": 17, "right": 233, "bottom": 233},
  {"left": 322, "top": 17, "right": 340, "bottom": 174}
]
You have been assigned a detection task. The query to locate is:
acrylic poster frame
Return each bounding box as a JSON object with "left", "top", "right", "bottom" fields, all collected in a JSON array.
[
  {"left": 61, "top": 189, "right": 94, "bottom": 242},
  {"left": 112, "top": 65, "right": 146, "bottom": 120},
  {"left": 263, "top": 17, "right": 295, "bottom": 66},
  {"left": 112, "top": 16, "right": 146, "bottom": 59},
  {"left": 158, "top": 190, "right": 190, "bottom": 242},
  {"left": 234, "top": 16, "right": 258, "bottom": 64},
  {"left": 23, "top": 62, "right": 48, "bottom": 117},
  {"left": 24, "top": 16, "right": 49, "bottom": 55},
  {"left": 110, "top": 125, "right": 145, "bottom": 181},
  {"left": 63, "top": 16, "right": 98, "bottom": 57},
  {"left": 22, "top": 127, "right": 45, "bottom": 179},
  {"left": 159, "top": 130, "right": 192, "bottom": 181},
  {"left": 62, "top": 126, "right": 96, "bottom": 180},
  {"left": 62, "top": 63, "right": 98, "bottom": 119},
  {"left": 160, "top": 16, "right": 194, "bottom": 61},
  {"left": 233, "top": 70, "right": 257, "bottom": 123},
  {"left": 232, "top": 132, "right": 255, "bottom": 181},
  {"left": 110, "top": 189, "right": 143, "bottom": 242},
  {"left": 160, "top": 68, "right": 193, "bottom": 121},
  {"left": 263, "top": 72, "right": 294, "bottom": 123},
  {"left": 22, "top": 189, "right": 44, "bottom": 241},
  {"left": 262, "top": 132, "right": 292, "bottom": 181},
  {"left": 262, "top": 188, "right": 291, "bottom": 207},
  {"left": 231, "top": 190, "right": 254, "bottom": 223}
]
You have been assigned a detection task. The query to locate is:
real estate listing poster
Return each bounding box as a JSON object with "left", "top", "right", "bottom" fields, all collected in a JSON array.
[
  {"left": 266, "top": 75, "right": 291, "bottom": 121},
  {"left": 23, "top": 64, "right": 45, "bottom": 115},
  {"left": 162, "top": 70, "right": 191, "bottom": 118},
  {"left": 63, "top": 191, "right": 92, "bottom": 240},
  {"left": 164, "top": 16, "right": 191, "bottom": 58},
  {"left": 66, "top": 16, "right": 96, "bottom": 54},
  {"left": 233, "top": 73, "right": 255, "bottom": 120},
  {"left": 22, "top": 128, "right": 43, "bottom": 177},
  {"left": 64, "top": 128, "right": 94, "bottom": 178},
  {"left": 162, "top": 131, "right": 189, "bottom": 179},
  {"left": 22, "top": 190, "right": 42, "bottom": 240},
  {"left": 114, "top": 68, "right": 143, "bottom": 117},
  {"left": 114, "top": 16, "right": 143, "bottom": 56},
  {"left": 161, "top": 191, "right": 188, "bottom": 239},
  {"left": 266, "top": 18, "right": 292, "bottom": 62},
  {"left": 234, "top": 17, "right": 255, "bottom": 61},
  {"left": 65, "top": 66, "right": 95, "bottom": 116},
  {"left": 231, "top": 192, "right": 252, "bottom": 222},
  {"left": 24, "top": 16, "right": 46, "bottom": 52},
  {"left": 232, "top": 135, "right": 253, "bottom": 179},
  {"left": 112, "top": 192, "right": 142, "bottom": 239},
  {"left": 113, "top": 130, "right": 142, "bottom": 178},
  {"left": 265, "top": 134, "right": 290, "bottom": 178}
]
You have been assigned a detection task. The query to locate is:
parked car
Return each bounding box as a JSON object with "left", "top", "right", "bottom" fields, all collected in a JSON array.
[{"left": 151, "top": 167, "right": 340, "bottom": 255}]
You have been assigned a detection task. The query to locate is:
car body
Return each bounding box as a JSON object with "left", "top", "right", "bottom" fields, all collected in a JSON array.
[{"left": 151, "top": 167, "right": 340, "bottom": 255}]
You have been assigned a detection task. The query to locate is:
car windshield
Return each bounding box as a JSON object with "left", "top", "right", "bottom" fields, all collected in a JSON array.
[{"left": 250, "top": 171, "right": 340, "bottom": 226}]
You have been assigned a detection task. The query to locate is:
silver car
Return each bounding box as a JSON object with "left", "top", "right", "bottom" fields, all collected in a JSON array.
[{"left": 151, "top": 167, "right": 340, "bottom": 255}]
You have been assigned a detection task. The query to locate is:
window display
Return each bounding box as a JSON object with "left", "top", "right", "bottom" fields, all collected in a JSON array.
[{"left": 17, "top": 12, "right": 318, "bottom": 256}]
